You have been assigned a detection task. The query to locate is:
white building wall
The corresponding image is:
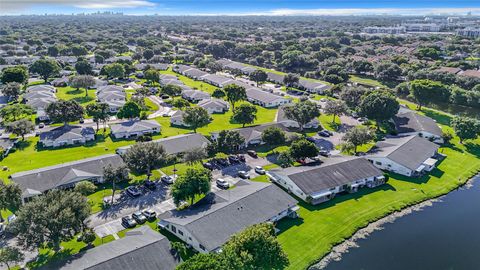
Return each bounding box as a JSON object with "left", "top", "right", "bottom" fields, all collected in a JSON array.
[{"left": 368, "top": 157, "right": 413, "bottom": 176}]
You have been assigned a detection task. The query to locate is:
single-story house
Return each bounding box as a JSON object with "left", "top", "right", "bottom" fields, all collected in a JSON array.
[
  {"left": 181, "top": 89, "right": 211, "bottom": 102},
  {"left": 170, "top": 110, "right": 188, "bottom": 127},
  {"left": 39, "top": 125, "right": 95, "bottom": 148},
  {"left": 246, "top": 88, "right": 291, "bottom": 108},
  {"left": 24, "top": 91, "right": 56, "bottom": 101},
  {"left": 366, "top": 135, "right": 441, "bottom": 177},
  {"left": 297, "top": 79, "right": 331, "bottom": 94},
  {"left": 11, "top": 154, "right": 124, "bottom": 201},
  {"left": 211, "top": 122, "right": 291, "bottom": 148},
  {"left": 183, "top": 68, "right": 209, "bottom": 80},
  {"left": 158, "top": 181, "right": 298, "bottom": 253},
  {"left": 267, "top": 156, "right": 385, "bottom": 205},
  {"left": 0, "top": 138, "right": 16, "bottom": 158},
  {"left": 266, "top": 72, "right": 285, "bottom": 84},
  {"left": 54, "top": 226, "right": 179, "bottom": 270},
  {"left": 201, "top": 74, "right": 234, "bottom": 87},
  {"left": 459, "top": 69, "right": 480, "bottom": 78},
  {"left": 92, "top": 79, "right": 108, "bottom": 89},
  {"left": 393, "top": 111, "right": 443, "bottom": 143},
  {"left": 276, "top": 105, "right": 319, "bottom": 129},
  {"left": 116, "top": 133, "right": 210, "bottom": 155},
  {"left": 135, "top": 63, "right": 169, "bottom": 71},
  {"left": 96, "top": 85, "right": 126, "bottom": 112},
  {"left": 50, "top": 77, "right": 69, "bottom": 87},
  {"left": 435, "top": 67, "right": 462, "bottom": 75},
  {"left": 26, "top": 84, "right": 56, "bottom": 93},
  {"left": 198, "top": 98, "right": 229, "bottom": 113},
  {"left": 110, "top": 120, "right": 161, "bottom": 139}
]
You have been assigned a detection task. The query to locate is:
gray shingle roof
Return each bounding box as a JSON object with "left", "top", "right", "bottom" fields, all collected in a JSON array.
[
  {"left": 270, "top": 157, "right": 383, "bottom": 195},
  {"left": 246, "top": 88, "right": 286, "bottom": 103},
  {"left": 181, "top": 89, "right": 211, "bottom": 100},
  {"left": 110, "top": 120, "right": 161, "bottom": 135},
  {"left": 11, "top": 154, "right": 124, "bottom": 197},
  {"left": 197, "top": 98, "right": 229, "bottom": 110},
  {"left": 367, "top": 135, "right": 440, "bottom": 170},
  {"left": 39, "top": 125, "right": 95, "bottom": 142},
  {"left": 393, "top": 111, "right": 442, "bottom": 137},
  {"left": 160, "top": 181, "right": 297, "bottom": 252},
  {"left": 53, "top": 226, "right": 179, "bottom": 270},
  {"left": 117, "top": 133, "right": 210, "bottom": 155}
]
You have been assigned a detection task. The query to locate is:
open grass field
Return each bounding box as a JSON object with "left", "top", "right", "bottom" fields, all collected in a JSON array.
[
  {"left": 56, "top": 86, "right": 97, "bottom": 106},
  {"left": 276, "top": 104, "right": 480, "bottom": 270},
  {"left": 319, "top": 114, "right": 341, "bottom": 131}
]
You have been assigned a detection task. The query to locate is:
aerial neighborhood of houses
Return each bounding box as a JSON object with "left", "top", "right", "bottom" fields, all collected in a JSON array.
[{"left": 0, "top": 13, "right": 479, "bottom": 270}]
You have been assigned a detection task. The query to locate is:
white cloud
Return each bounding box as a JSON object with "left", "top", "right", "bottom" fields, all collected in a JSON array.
[
  {"left": 265, "top": 7, "right": 480, "bottom": 16},
  {"left": 0, "top": 0, "right": 156, "bottom": 14}
]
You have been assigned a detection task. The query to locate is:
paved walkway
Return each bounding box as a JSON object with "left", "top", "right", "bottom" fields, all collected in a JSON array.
[{"left": 147, "top": 95, "right": 174, "bottom": 119}]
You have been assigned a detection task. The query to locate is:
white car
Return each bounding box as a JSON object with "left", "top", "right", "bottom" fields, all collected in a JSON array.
[{"left": 255, "top": 166, "right": 266, "bottom": 175}]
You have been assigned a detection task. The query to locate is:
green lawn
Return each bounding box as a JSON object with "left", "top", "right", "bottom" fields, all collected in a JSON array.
[
  {"left": 160, "top": 69, "right": 218, "bottom": 94},
  {"left": 319, "top": 114, "right": 341, "bottom": 131},
  {"left": 349, "top": 75, "right": 388, "bottom": 88},
  {"left": 276, "top": 105, "right": 480, "bottom": 270},
  {"left": 56, "top": 86, "right": 97, "bottom": 106}
]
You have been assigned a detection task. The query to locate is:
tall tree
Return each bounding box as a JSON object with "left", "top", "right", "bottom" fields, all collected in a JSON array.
[
  {"left": 183, "top": 107, "right": 211, "bottom": 133},
  {"left": 29, "top": 59, "right": 61, "bottom": 83},
  {"left": 162, "top": 84, "right": 182, "bottom": 99},
  {"left": 342, "top": 126, "right": 373, "bottom": 153},
  {"left": 86, "top": 103, "right": 110, "bottom": 132},
  {"left": 451, "top": 116, "right": 480, "bottom": 144},
  {"left": 75, "top": 60, "right": 93, "bottom": 75},
  {"left": 123, "top": 142, "right": 167, "bottom": 178},
  {"left": 231, "top": 103, "right": 257, "bottom": 127},
  {"left": 359, "top": 90, "right": 399, "bottom": 129},
  {"left": 283, "top": 101, "right": 320, "bottom": 131},
  {"left": 217, "top": 130, "right": 245, "bottom": 154},
  {"left": 323, "top": 100, "right": 348, "bottom": 124},
  {"left": 5, "top": 119, "right": 35, "bottom": 140},
  {"left": 283, "top": 73, "right": 299, "bottom": 90},
  {"left": 183, "top": 147, "right": 207, "bottom": 166},
  {"left": 222, "top": 223, "right": 289, "bottom": 270},
  {"left": 144, "top": 69, "right": 160, "bottom": 86},
  {"left": 261, "top": 126, "right": 286, "bottom": 145},
  {"left": 409, "top": 79, "right": 450, "bottom": 110},
  {"left": 69, "top": 75, "right": 95, "bottom": 96},
  {"left": 250, "top": 70, "right": 268, "bottom": 86},
  {"left": 223, "top": 84, "right": 247, "bottom": 111},
  {"left": 289, "top": 139, "right": 318, "bottom": 160},
  {"left": 171, "top": 168, "right": 211, "bottom": 206},
  {"left": 340, "top": 86, "right": 367, "bottom": 109},
  {"left": 2, "top": 82, "right": 21, "bottom": 101},
  {"left": 46, "top": 100, "right": 84, "bottom": 125},
  {"left": 8, "top": 190, "right": 90, "bottom": 251},
  {"left": 143, "top": 49, "right": 154, "bottom": 60},
  {"left": 117, "top": 101, "right": 141, "bottom": 120},
  {"left": 104, "top": 63, "right": 125, "bottom": 79},
  {"left": 0, "top": 182, "right": 22, "bottom": 218},
  {"left": 0, "top": 104, "right": 34, "bottom": 122},
  {"left": 212, "top": 88, "right": 226, "bottom": 99},
  {"left": 0, "top": 66, "right": 28, "bottom": 84},
  {"left": 103, "top": 164, "right": 130, "bottom": 204},
  {"left": 0, "top": 246, "right": 24, "bottom": 270}
]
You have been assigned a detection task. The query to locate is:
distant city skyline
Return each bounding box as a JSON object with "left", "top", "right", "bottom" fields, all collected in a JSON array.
[{"left": 1, "top": 0, "right": 480, "bottom": 16}]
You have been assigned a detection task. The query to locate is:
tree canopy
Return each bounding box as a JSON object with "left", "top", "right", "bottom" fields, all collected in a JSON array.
[
  {"left": 359, "top": 90, "right": 399, "bottom": 127},
  {"left": 123, "top": 142, "right": 167, "bottom": 177},
  {"left": 283, "top": 101, "right": 320, "bottom": 131},
  {"left": 171, "top": 168, "right": 211, "bottom": 206},
  {"left": 46, "top": 100, "right": 85, "bottom": 125},
  {"left": 183, "top": 107, "right": 211, "bottom": 133},
  {"left": 231, "top": 103, "right": 257, "bottom": 127},
  {"left": 29, "top": 59, "right": 60, "bottom": 83},
  {"left": 223, "top": 84, "right": 247, "bottom": 111}
]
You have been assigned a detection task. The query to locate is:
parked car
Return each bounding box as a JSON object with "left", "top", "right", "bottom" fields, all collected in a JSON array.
[
  {"left": 132, "top": 211, "right": 147, "bottom": 224},
  {"left": 121, "top": 216, "right": 137, "bottom": 228},
  {"left": 126, "top": 186, "right": 142, "bottom": 197},
  {"left": 228, "top": 155, "right": 240, "bottom": 163},
  {"left": 306, "top": 137, "right": 316, "bottom": 142},
  {"left": 318, "top": 130, "right": 331, "bottom": 137},
  {"left": 38, "top": 123, "right": 45, "bottom": 128},
  {"left": 203, "top": 162, "right": 214, "bottom": 170},
  {"left": 318, "top": 150, "right": 329, "bottom": 157},
  {"left": 144, "top": 180, "right": 156, "bottom": 190},
  {"left": 161, "top": 175, "right": 174, "bottom": 185},
  {"left": 238, "top": 171, "right": 250, "bottom": 179},
  {"left": 358, "top": 117, "right": 368, "bottom": 123},
  {"left": 247, "top": 150, "right": 257, "bottom": 158},
  {"left": 237, "top": 154, "right": 246, "bottom": 162},
  {"left": 216, "top": 178, "right": 230, "bottom": 189},
  {"left": 217, "top": 158, "right": 229, "bottom": 166},
  {"left": 142, "top": 209, "right": 157, "bottom": 220},
  {"left": 255, "top": 166, "right": 266, "bottom": 175}
]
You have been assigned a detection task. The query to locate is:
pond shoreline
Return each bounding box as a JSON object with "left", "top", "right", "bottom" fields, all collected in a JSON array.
[{"left": 309, "top": 173, "right": 479, "bottom": 270}]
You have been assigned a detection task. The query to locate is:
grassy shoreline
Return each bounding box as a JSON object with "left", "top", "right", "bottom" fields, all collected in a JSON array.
[{"left": 276, "top": 103, "right": 480, "bottom": 270}]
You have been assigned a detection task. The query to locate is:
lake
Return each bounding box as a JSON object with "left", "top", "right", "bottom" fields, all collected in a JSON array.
[{"left": 325, "top": 175, "right": 480, "bottom": 270}]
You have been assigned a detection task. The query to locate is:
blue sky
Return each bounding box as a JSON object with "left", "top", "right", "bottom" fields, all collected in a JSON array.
[{"left": 2, "top": 0, "right": 480, "bottom": 15}]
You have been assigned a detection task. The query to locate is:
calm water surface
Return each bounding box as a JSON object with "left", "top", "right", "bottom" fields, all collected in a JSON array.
[{"left": 325, "top": 175, "right": 480, "bottom": 270}]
